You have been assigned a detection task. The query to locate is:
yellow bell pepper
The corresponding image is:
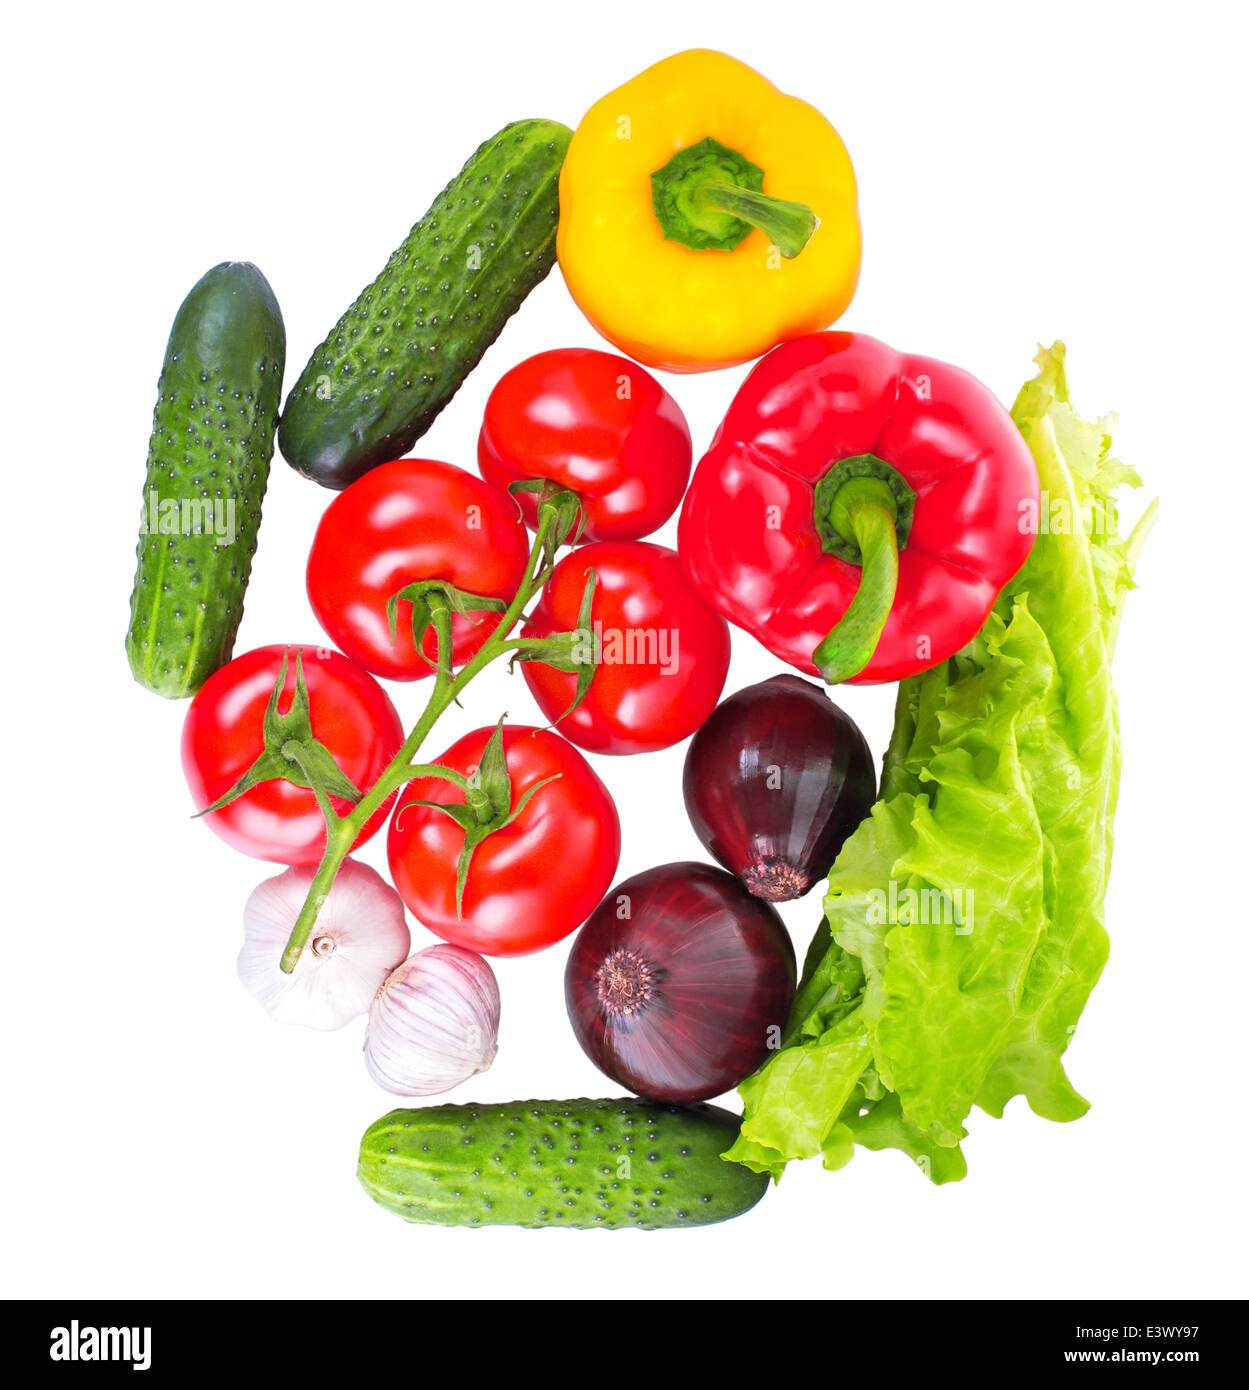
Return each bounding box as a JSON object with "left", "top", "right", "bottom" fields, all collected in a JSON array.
[{"left": 557, "top": 50, "right": 861, "bottom": 373}]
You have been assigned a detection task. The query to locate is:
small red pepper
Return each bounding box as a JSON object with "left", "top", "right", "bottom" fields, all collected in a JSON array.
[{"left": 678, "top": 332, "right": 1040, "bottom": 684}]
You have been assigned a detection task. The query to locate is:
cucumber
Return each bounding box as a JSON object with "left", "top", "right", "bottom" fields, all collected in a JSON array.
[
  {"left": 358, "top": 1097, "right": 769, "bottom": 1230},
  {"left": 278, "top": 118, "right": 572, "bottom": 490},
  {"left": 126, "top": 262, "right": 285, "bottom": 698}
]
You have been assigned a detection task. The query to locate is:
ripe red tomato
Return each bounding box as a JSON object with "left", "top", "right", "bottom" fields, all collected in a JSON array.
[
  {"left": 477, "top": 348, "right": 692, "bottom": 542},
  {"left": 387, "top": 725, "right": 621, "bottom": 956},
  {"left": 182, "top": 644, "right": 404, "bottom": 864},
  {"left": 521, "top": 541, "right": 732, "bottom": 755},
  {"left": 306, "top": 457, "right": 529, "bottom": 681}
]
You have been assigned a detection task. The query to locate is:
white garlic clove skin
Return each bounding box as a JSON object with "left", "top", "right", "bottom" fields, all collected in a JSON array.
[
  {"left": 364, "top": 944, "right": 501, "bottom": 1097},
  {"left": 238, "top": 859, "right": 411, "bottom": 1032}
]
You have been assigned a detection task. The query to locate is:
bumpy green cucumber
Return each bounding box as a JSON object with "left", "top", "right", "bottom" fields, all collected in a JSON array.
[
  {"left": 358, "top": 1097, "right": 769, "bottom": 1230},
  {"left": 279, "top": 118, "right": 572, "bottom": 490},
  {"left": 126, "top": 262, "right": 285, "bottom": 698}
]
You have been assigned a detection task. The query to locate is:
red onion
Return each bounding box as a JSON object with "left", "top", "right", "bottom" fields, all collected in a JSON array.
[
  {"left": 683, "top": 674, "right": 876, "bottom": 902},
  {"left": 565, "top": 862, "right": 795, "bottom": 1103}
]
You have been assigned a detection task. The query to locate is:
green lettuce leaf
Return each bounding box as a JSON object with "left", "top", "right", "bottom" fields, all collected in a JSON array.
[{"left": 727, "top": 344, "right": 1155, "bottom": 1183}]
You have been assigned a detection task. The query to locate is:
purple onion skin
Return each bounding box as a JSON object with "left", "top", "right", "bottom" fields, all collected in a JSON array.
[
  {"left": 683, "top": 674, "right": 876, "bottom": 903},
  {"left": 565, "top": 862, "right": 796, "bottom": 1104}
]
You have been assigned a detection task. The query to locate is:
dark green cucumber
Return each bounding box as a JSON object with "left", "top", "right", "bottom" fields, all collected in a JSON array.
[
  {"left": 279, "top": 118, "right": 572, "bottom": 490},
  {"left": 358, "top": 1097, "right": 769, "bottom": 1230},
  {"left": 126, "top": 262, "right": 285, "bottom": 698}
]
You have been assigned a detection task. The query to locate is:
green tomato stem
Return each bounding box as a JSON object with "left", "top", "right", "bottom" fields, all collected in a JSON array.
[
  {"left": 278, "top": 508, "right": 562, "bottom": 974},
  {"left": 279, "top": 740, "right": 341, "bottom": 825}
]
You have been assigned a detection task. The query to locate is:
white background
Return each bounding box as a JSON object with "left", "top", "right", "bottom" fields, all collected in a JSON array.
[{"left": 4, "top": 0, "right": 1246, "bottom": 1301}]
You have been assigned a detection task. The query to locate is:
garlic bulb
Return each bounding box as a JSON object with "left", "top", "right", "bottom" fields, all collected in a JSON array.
[
  {"left": 364, "top": 944, "right": 500, "bottom": 1096},
  {"left": 238, "top": 858, "right": 411, "bottom": 1031}
]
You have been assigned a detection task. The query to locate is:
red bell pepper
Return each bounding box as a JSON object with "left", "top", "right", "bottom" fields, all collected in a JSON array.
[{"left": 678, "top": 332, "right": 1041, "bottom": 684}]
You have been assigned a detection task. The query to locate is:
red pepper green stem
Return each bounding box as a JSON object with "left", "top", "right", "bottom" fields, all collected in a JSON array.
[{"left": 812, "top": 477, "right": 901, "bottom": 684}]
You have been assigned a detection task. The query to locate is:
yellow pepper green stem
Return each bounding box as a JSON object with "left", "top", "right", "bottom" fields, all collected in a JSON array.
[
  {"left": 694, "top": 184, "right": 818, "bottom": 259},
  {"left": 651, "top": 137, "right": 818, "bottom": 259}
]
